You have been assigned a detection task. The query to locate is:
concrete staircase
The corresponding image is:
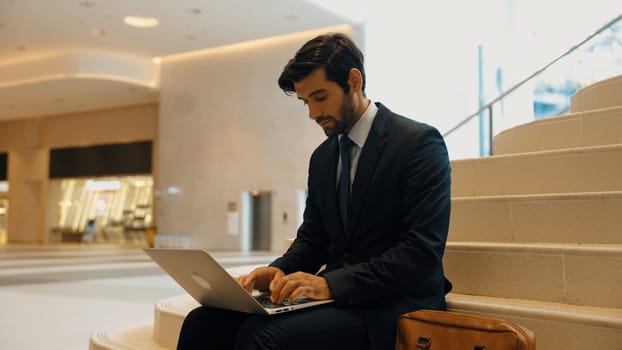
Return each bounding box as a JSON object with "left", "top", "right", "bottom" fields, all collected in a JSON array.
[
  {"left": 89, "top": 75, "right": 622, "bottom": 349},
  {"left": 446, "top": 74, "right": 622, "bottom": 349}
]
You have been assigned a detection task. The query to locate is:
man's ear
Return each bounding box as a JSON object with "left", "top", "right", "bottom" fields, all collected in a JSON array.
[{"left": 348, "top": 68, "right": 363, "bottom": 93}]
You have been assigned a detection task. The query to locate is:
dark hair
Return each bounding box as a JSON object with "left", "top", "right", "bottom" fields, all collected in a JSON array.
[{"left": 278, "top": 33, "right": 366, "bottom": 95}]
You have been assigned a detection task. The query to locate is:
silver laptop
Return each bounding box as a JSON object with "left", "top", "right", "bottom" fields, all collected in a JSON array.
[{"left": 144, "top": 248, "right": 333, "bottom": 315}]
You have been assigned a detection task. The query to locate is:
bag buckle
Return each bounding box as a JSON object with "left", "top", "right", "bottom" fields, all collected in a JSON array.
[{"left": 416, "top": 337, "right": 431, "bottom": 350}]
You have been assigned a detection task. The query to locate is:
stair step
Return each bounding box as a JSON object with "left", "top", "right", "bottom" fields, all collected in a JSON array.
[
  {"left": 447, "top": 293, "right": 622, "bottom": 350},
  {"left": 571, "top": 74, "right": 622, "bottom": 113},
  {"left": 444, "top": 242, "right": 622, "bottom": 308},
  {"left": 89, "top": 322, "right": 166, "bottom": 350},
  {"left": 90, "top": 258, "right": 622, "bottom": 350},
  {"left": 452, "top": 143, "right": 622, "bottom": 196},
  {"left": 493, "top": 105, "right": 622, "bottom": 154},
  {"left": 153, "top": 295, "right": 199, "bottom": 349},
  {"left": 89, "top": 292, "right": 622, "bottom": 350},
  {"left": 450, "top": 191, "right": 622, "bottom": 244}
]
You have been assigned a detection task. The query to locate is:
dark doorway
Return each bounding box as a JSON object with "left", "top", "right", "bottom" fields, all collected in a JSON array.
[
  {"left": 250, "top": 191, "right": 271, "bottom": 251},
  {"left": 0, "top": 153, "right": 7, "bottom": 181}
]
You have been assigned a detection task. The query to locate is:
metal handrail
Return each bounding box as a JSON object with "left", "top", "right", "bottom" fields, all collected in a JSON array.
[{"left": 442, "top": 13, "right": 622, "bottom": 139}]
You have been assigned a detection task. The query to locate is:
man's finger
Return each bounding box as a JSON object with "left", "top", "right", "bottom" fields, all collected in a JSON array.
[
  {"left": 273, "top": 277, "right": 300, "bottom": 303},
  {"left": 288, "top": 286, "right": 310, "bottom": 302},
  {"left": 237, "top": 274, "right": 253, "bottom": 293}
]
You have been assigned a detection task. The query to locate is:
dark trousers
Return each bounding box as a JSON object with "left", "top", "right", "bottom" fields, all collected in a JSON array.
[{"left": 176, "top": 305, "right": 372, "bottom": 350}]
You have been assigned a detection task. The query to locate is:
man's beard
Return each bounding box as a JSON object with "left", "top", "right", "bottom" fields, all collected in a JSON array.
[{"left": 319, "top": 93, "right": 357, "bottom": 137}]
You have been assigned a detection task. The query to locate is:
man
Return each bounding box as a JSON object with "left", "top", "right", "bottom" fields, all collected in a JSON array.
[{"left": 177, "top": 32, "right": 452, "bottom": 350}]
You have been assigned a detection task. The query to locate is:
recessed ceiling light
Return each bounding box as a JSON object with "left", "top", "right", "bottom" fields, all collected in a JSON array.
[
  {"left": 123, "top": 16, "right": 160, "bottom": 28},
  {"left": 79, "top": 1, "right": 96, "bottom": 8},
  {"left": 91, "top": 28, "right": 106, "bottom": 36}
]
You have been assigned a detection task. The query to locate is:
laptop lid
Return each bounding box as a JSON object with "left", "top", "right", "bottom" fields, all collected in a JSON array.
[{"left": 144, "top": 248, "right": 333, "bottom": 315}]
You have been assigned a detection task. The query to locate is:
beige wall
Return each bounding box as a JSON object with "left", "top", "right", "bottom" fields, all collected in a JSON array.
[
  {"left": 42, "top": 104, "right": 158, "bottom": 148},
  {"left": 158, "top": 26, "right": 360, "bottom": 250},
  {"left": 0, "top": 103, "right": 158, "bottom": 243}
]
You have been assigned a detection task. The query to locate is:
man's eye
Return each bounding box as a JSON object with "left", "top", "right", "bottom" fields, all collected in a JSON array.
[{"left": 314, "top": 95, "right": 326, "bottom": 102}]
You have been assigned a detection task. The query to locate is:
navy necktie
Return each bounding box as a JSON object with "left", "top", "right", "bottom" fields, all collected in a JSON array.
[{"left": 338, "top": 135, "right": 354, "bottom": 231}]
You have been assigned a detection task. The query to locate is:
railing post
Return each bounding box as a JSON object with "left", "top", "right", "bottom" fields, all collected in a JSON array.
[{"left": 488, "top": 106, "right": 493, "bottom": 156}]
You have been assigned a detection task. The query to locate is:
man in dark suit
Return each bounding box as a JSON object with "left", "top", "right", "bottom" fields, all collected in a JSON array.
[{"left": 177, "top": 33, "right": 452, "bottom": 350}]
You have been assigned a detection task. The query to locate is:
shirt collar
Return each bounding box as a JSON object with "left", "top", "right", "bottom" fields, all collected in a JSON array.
[{"left": 345, "top": 100, "right": 378, "bottom": 149}]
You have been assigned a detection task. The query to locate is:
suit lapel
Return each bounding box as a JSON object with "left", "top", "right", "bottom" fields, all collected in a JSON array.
[{"left": 347, "top": 105, "right": 390, "bottom": 237}]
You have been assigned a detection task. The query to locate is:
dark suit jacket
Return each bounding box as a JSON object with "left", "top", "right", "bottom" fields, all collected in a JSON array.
[{"left": 270, "top": 103, "right": 452, "bottom": 349}]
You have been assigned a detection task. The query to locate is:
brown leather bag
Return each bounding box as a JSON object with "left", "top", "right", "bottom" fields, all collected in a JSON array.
[{"left": 396, "top": 310, "right": 536, "bottom": 350}]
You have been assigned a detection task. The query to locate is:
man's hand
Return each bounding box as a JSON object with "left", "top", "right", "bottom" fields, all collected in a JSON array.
[
  {"left": 269, "top": 271, "right": 332, "bottom": 304},
  {"left": 237, "top": 266, "right": 284, "bottom": 293}
]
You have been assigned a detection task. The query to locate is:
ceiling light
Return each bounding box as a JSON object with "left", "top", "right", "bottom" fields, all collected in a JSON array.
[
  {"left": 79, "top": 1, "right": 96, "bottom": 8},
  {"left": 124, "top": 16, "right": 160, "bottom": 28},
  {"left": 91, "top": 28, "right": 106, "bottom": 36}
]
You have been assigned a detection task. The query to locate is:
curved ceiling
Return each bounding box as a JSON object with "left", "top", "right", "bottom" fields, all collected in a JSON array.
[{"left": 0, "top": 0, "right": 366, "bottom": 121}]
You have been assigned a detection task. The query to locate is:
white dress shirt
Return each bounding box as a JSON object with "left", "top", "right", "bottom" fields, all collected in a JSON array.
[{"left": 337, "top": 101, "right": 378, "bottom": 189}]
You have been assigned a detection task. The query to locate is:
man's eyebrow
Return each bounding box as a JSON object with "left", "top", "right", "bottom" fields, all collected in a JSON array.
[{"left": 298, "top": 89, "right": 327, "bottom": 101}]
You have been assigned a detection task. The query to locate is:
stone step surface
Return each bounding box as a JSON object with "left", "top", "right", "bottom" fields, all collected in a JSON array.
[
  {"left": 444, "top": 242, "right": 622, "bottom": 308},
  {"left": 452, "top": 143, "right": 622, "bottom": 196},
  {"left": 451, "top": 144, "right": 622, "bottom": 197},
  {"left": 90, "top": 259, "right": 622, "bottom": 350},
  {"left": 89, "top": 322, "right": 167, "bottom": 350},
  {"left": 150, "top": 291, "right": 622, "bottom": 350},
  {"left": 154, "top": 294, "right": 199, "bottom": 349},
  {"left": 450, "top": 191, "right": 622, "bottom": 244},
  {"left": 571, "top": 74, "right": 622, "bottom": 113},
  {"left": 447, "top": 293, "right": 622, "bottom": 350},
  {"left": 493, "top": 106, "right": 622, "bottom": 155}
]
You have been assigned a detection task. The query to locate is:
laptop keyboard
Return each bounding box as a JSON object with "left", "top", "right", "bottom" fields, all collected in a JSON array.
[{"left": 254, "top": 294, "right": 309, "bottom": 308}]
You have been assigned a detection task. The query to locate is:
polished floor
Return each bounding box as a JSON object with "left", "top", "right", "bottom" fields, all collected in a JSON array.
[{"left": 0, "top": 244, "right": 278, "bottom": 350}]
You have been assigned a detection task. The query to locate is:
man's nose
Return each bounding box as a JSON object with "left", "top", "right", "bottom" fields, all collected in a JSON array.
[{"left": 308, "top": 106, "right": 320, "bottom": 120}]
